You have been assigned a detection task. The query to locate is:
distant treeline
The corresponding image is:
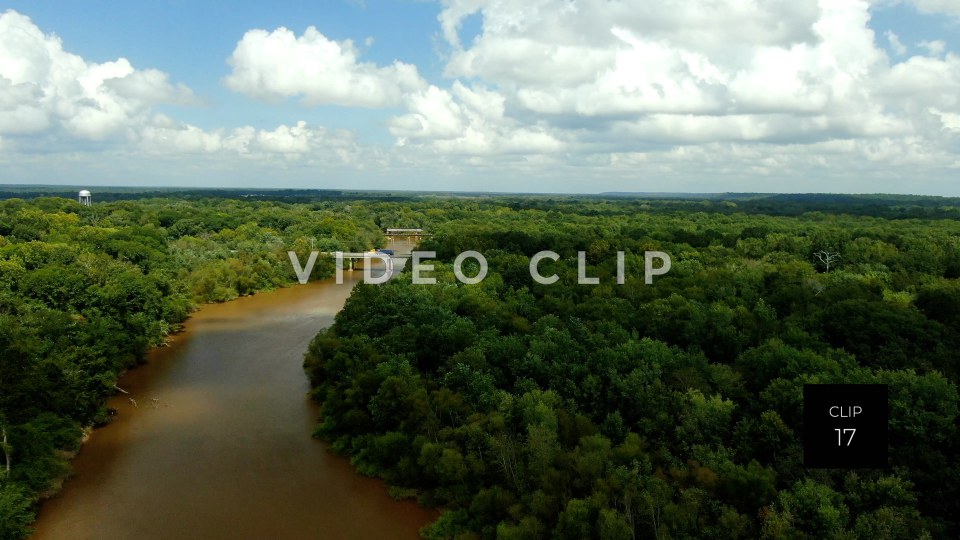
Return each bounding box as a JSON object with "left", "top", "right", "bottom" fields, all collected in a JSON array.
[
  {"left": 0, "top": 188, "right": 419, "bottom": 204},
  {"left": 4, "top": 188, "right": 960, "bottom": 220},
  {"left": 513, "top": 193, "right": 960, "bottom": 220}
]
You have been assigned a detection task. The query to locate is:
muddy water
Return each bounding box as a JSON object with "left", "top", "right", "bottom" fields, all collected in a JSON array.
[{"left": 32, "top": 268, "right": 435, "bottom": 539}]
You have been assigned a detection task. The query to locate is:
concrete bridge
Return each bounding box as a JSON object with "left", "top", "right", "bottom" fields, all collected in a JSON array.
[
  {"left": 385, "top": 228, "right": 433, "bottom": 238},
  {"left": 383, "top": 228, "right": 430, "bottom": 253},
  {"left": 320, "top": 251, "right": 410, "bottom": 274},
  {"left": 319, "top": 231, "right": 429, "bottom": 276}
]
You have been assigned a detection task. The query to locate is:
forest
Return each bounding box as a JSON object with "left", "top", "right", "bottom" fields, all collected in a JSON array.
[
  {"left": 304, "top": 196, "right": 960, "bottom": 539},
  {"left": 0, "top": 191, "right": 958, "bottom": 539}
]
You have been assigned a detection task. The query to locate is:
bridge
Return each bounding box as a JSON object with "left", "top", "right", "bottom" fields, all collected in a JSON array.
[
  {"left": 317, "top": 231, "right": 428, "bottom": 276},
  {"left": 385, "top": 228, "right": 433, "bottom": 238},
  {"left": 320, "top": 251, "right": 410, "bottom": 274},
  {"left": 384, "top": 228, "right": 430, "bottom": 253}
]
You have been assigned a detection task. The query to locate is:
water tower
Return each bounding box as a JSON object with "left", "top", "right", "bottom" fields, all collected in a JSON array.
[{"left": 78, "top": 190, "right": 92, "bottom": 206}]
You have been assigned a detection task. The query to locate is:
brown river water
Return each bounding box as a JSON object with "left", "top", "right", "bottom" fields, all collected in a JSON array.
[{"left": 32, "top": 264, "right": 435, "bottom": 539}]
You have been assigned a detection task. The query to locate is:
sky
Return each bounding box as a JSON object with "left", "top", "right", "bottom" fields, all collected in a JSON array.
[{"left": 0, "top": 0, "right": 958, "bottom": 195}]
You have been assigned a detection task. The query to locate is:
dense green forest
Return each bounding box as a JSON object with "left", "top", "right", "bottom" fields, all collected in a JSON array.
[
  {"left": 1, "top": 191, "right": 958, "bottom": 539},
  {"left": 0, "top": 196, "right": 384, "bottom": 538},
  {"left": 305, "top": 198, "right": 960, "bottom": 539}
]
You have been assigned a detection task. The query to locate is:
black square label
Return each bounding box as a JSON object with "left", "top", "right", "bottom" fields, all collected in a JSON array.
[{"left": 803, "top": 384, "right": 888, "bottom": 468}]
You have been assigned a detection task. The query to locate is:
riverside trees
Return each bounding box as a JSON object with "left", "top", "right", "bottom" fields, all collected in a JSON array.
[{"left": 306, "top": 195, "right": 960, "bottom": 539}]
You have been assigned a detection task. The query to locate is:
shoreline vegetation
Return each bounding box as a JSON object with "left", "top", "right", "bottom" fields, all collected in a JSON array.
[{"left": 0, "top": 190, "right": 958, "bottom": 539}]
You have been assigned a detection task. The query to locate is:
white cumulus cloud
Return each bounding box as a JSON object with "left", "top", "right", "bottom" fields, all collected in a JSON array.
[
  {"left": 908, "top": 0, "right": 960, "bottom": 17},
  {"left": 0, "top": 10, "right": 196, "bottom": 141},
  {"left": 389, "top": 82, "right": 564, "bottom": 154},
  {"left": 140, "top": 118, "right": 360, "bottom": 165},
  {"left": 224, "top": 26, "right": 425, "bottom": 107},
  {"left": 886, "top": 30, "right": 907, "bottom": 56}
]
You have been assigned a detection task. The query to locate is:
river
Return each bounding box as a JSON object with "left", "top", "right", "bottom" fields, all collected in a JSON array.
[{"left": 32, "top": 263, "right": 435, "bottom": 539}]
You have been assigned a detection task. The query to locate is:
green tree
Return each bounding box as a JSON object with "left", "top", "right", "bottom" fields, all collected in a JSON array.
[{"left": 0, "top": 484, "right": 33, "bottom": 540}]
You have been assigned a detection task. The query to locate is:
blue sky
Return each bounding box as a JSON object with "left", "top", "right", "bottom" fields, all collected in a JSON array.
[{"left": 1, "top": 1, "right": 958, "bottom": 194}]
